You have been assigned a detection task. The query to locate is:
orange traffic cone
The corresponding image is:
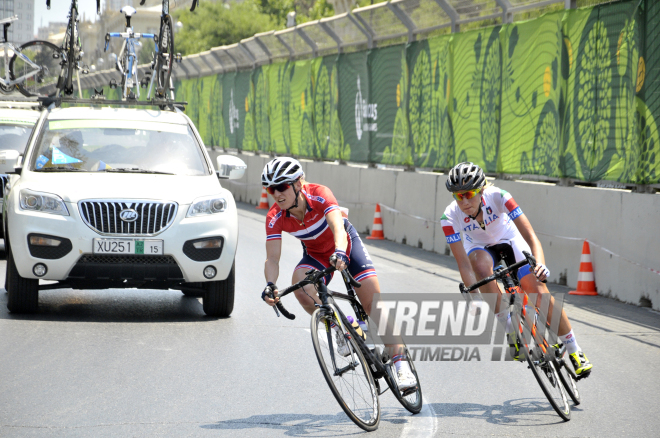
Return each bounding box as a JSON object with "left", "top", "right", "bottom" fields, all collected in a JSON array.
[
  {"left": 366, "top": 204, "right": 384, "bottom": 240},
  {"left": 256, "top": 187, "right": 270, "bottom": 209},
  {"left": 569, "top": 240, "right": 598, "bottom": 296}
]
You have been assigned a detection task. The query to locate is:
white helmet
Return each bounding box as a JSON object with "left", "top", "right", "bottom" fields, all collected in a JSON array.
[{"left": 261, "top": 157, "right": 304, "bottom": 187}]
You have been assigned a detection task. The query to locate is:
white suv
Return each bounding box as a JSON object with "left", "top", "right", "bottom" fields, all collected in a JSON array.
[{"left": 3, "top": 104, "right": 246, "bottom": 316}]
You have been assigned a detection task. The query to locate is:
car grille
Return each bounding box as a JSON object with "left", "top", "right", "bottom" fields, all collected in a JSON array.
[
  {"left": 78, "top": 254, "right": 178, "bottom": 265},
  {"left": 79, "top": 200, "right": 178, "bottom": 236}
]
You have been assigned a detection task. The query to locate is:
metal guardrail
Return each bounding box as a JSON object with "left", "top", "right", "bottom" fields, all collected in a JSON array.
[{"left": 81, "top": 0, "right": 571, "bottom": 88}]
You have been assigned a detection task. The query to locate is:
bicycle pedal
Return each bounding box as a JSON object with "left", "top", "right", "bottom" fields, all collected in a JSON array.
[{"left": 401, "top": 386, "right": 418, "bottom": 397}]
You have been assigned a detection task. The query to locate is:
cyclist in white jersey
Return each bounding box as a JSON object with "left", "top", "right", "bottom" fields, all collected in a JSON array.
[{"left": 441, "top": 162, "right": 592, "bottom": 377}]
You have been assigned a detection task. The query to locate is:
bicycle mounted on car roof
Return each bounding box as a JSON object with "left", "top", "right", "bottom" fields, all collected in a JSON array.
[
  {"left": 104, "top": 6, "right": 157, "bottom": 100},
  {"left": 136, "top": 0, "right": 200, "bottom": 99}
]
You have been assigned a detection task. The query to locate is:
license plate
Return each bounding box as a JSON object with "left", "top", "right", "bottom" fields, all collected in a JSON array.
[{"left": 93, "top": 239, "right": 163, "bottom": 255}]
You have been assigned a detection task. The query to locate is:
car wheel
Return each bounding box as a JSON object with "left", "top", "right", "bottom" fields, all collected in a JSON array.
[
  {"left": 203, "top": 261, "right": 235, "bottom": 317},
  {"left": 6, "top": 241, "right": 39, "bottom": 313}
]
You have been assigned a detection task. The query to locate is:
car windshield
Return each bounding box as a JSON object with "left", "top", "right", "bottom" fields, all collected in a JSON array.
[
  {"left": 29, "top": 119, "right": 208, "bottom": 175},
  {"left": 0, "top": 122, "right": 34, "bottom": 153}
]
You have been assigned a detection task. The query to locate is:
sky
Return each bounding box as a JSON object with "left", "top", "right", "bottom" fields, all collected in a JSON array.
[{"left": 34, "top": 0, "right": 102, "bottom": 31}]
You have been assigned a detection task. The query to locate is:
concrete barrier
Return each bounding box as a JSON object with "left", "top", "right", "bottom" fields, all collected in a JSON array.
[{"left": 208, "top": 149, "right": 660, "bottom": 311}]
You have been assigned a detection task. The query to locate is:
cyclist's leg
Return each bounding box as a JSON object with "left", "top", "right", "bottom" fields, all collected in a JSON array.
[
  {"left": 345, "top": 221, "right": 416, "bottom": 388},
  {"left": 292, "top": 251, "right": 333, "bottom": 315},
  {"left": 467, "top": 245, "right": 505, "bottom": 311}
]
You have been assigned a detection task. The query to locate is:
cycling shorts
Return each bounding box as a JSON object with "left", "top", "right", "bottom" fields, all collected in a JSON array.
[
  {"left": 295, "top": 220, "right": 377, "bottom": 285},
  {"left": 464, "top": 233, "right": 533, "bottom": 281}
]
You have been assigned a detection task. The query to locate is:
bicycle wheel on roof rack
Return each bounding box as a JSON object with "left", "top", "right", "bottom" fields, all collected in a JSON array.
[
  {"left": 155, "top": 14, "right": 174, "bottom": 98},
  {"left": 9, "top": 40, "right": 62, "bottom": 98}
]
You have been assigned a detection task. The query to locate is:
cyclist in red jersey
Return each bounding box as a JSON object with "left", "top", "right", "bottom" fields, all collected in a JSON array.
[{"left": 260, "top": 157, "right": 417, "bottom": 390}]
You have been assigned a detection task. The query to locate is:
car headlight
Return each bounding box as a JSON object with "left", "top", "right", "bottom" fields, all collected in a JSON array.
[
  {"left": 19, "top": 189, "right": 69, "bottom": 216},
  {"left": 187, "top": 195, "right": 228, "bottom": 217}
]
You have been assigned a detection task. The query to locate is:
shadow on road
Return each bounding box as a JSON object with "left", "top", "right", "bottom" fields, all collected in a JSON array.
[
  {"left": 0, "top": 289, "right": 222, "bottom": 323},
  {"left": 429, "top": 399, "right": 579, "bottom": 426},
  {"left": 200, "top": 408, "right": 413, "bottom": 436}
]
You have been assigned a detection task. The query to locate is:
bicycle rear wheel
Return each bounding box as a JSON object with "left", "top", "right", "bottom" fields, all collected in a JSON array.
[
  {"left": 155, "top": 14, "right": 174, "bottom": 97},
  {"left": 64, "top": 9, "right": 77, "bottom": 95},
  {"left": 523, "top": 331, "right": 571, "bottom": 421},
  {"left": 310, "top": 309, "right": 380, "bottom": 431},
  {"left": 386, "top": 345, "right": 423, "bottom": 414},
  {"left": 9, "top": 40, "right": 61, "bottom": 97}
]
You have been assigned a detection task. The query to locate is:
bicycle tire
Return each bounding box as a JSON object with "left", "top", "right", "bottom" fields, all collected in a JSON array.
[
  {"left": 538, "top": 312, "right": 581, "bottom": 405},
  {"left": 9, "top": 40, "right": 61, "bottom": 98},
  {"left": 64, "top": 8, "right": 77, "bottom": 95},
  {"left": 310, "top": 309, "right": 380, "bottom": 431},
  {"left": 521, "top": 327, "right": 571, "bottom": 421},
  {"left": 155, "top": 14, "right": 174, "bottom": 97},
  {"left": 385, "top": 345, "right": 423, "bottom": 414}
]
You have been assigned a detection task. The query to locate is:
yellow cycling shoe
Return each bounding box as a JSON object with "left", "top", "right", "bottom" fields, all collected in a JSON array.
[{"left": 569, "top": 351, "right": 593, "bottom": 378}]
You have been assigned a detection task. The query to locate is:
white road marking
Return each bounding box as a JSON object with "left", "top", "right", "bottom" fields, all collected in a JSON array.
[{"left": 400, "top": 396, "right": 438, "bottom": 438}]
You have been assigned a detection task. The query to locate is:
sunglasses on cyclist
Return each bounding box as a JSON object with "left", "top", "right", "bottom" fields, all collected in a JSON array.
[
  {"left": 266, "top": 183, "right": 291, "bottom": 195},
  {"left": 452, "top": 188, "right": 482, "bottom": 201}
]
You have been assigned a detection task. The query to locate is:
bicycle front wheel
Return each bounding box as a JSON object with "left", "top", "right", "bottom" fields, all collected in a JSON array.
[
  {"left": 155, "top": 14, "right": 174, "bottom": 97},
  {"left": 524, "top": 333, "right": 571, "bottom": 421},
  {"left": 310, "top": 309, "right": 380, "bottom": 431},
  {"left": 9, "top": 40, "right": 62, "bottom": 97}
]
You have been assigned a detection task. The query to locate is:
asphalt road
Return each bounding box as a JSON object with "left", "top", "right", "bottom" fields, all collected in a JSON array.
[{"left": 1, "top": 202, "right": 659, "bottom": 437}]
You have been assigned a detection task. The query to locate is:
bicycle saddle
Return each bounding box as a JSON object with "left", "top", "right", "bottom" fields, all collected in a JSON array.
[
  {"left": 120, "top": 6, "right": 137, "bottom": 17},
  {"left": 0, "top": 16, "right": 19, "bottom": 25}
]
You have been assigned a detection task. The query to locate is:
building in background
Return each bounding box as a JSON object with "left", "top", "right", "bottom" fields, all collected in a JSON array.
[
  {"left": 37, "top": 21, "right": 67, "bottom": 40},
  {"left": 1, "top": 0, "right": 36, "bottom": 44}
]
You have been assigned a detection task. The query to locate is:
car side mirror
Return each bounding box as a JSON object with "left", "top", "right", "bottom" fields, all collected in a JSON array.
[
  {"left": 216, "top": 155, "right": 246, "bottom": 180},
  {"left": 0, "top": 151, "right": 22, "bottom": 175}
]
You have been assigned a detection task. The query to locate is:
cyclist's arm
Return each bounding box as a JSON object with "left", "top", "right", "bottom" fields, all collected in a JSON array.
[
  {"left": 449, "top": 241, "right": 480, "bottom": 289},
  {"left": 326, "top": 209, "right": 348, "bottom": 270},
  {"left": 513, "top": 213, "right": 546, "bottom": 266},
  {"left": 326, "top": 209, "right": 348, "bottom": 251},
  {"left": 265, "top": 239, "right": 282, "bottom": 285}
]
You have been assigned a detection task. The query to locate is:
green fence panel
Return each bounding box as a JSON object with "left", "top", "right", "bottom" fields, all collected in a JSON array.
[
  {"left": 408, "top": 34, "right": 453, "bottom": 169},
  {"left": 338, "top": 51, "right": 369, "bottom": 162},
  {"left": 252, "top": 66, "right": 270, "bottom": 153},
  {"left": 451, "top": 26, "right": 502, "bottom": 172},
  {"left": 312, "top": 55, "right": 344, "bottom": 160},
  {"left": 233, "top": 70, "right": 253, "bottom": 151},
  {"left": 197, "top": 75, "right": 215, "bottom": 146},
  {"left": 369, "top": 45, "right": 404, "bottom": 164},
  {"left": 638, "top": 0, "right": 660, "bottom": 184},
  {"left": 267, "top": 61, "right": 292, "bottom": 154},
  {"left": 288, "top": 59, "right": 314, "bottom": 157},
  {"left": 499, "top": 12, "right": 564, "bottom": 177},
  {"left": 221, "top": 72, "right": 237, "bottom": 149}
]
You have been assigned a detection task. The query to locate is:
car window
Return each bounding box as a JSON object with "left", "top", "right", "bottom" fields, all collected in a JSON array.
[
  {"left": 0, "top": 123, "right": 34, "bottom": 153},
  {"left": 29, "top": 119, "right": 208, "bottom": 176}
]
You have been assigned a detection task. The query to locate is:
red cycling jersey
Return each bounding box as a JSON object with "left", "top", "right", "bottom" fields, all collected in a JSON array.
[{"left": 265, "top": 183, "right": 347, "bottom": 256}]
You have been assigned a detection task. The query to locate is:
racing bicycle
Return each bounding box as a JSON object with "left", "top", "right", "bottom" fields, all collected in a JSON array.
[
  {"left": 139, "top": 0, "right": 199, "bottom": 99},
  {"left": 460, "top": 250, "right": 580, "bottom": 421},
  {"left": 2, "top": 16, "right": 61, "bottom": 97},
  {"left": 104, "top": 6, "right": 156, "bottom": 100},
  {"left": 268, "top": 262, "right": 423, "bottom": 431}
]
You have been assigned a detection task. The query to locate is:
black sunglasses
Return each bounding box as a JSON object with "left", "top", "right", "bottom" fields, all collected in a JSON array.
[{"left": 266, "top": 183, "right": 291, "bottom": 195}]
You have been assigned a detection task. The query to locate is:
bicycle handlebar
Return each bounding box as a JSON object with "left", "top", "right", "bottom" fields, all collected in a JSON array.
[
  {"left": 460, "top": 251, "right": 537, "bottom": 294},
  {"left": 190, "top": 0, "right": 199, "bottom": 12},
  {"left": 269, "top": 263, "right": 361, "bottom": 321}
]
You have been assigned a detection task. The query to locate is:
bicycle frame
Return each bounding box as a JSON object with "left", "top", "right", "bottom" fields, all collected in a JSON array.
[{"left": 106, "top": 32, "right": 155, "bottom": 100}]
